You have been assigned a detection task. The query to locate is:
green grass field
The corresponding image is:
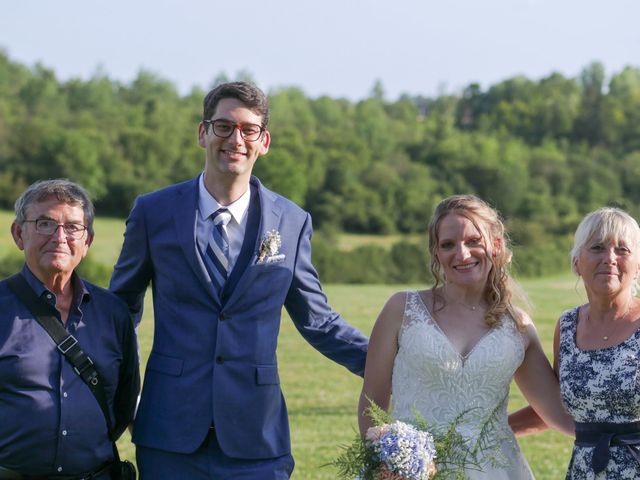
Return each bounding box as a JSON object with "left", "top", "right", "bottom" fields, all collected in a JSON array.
[
  {"left": 113, "top": 279, "right": 582, "bottom": 479},
  {"left": 0, "top": 211, "right": 582, "bottom": 478}
]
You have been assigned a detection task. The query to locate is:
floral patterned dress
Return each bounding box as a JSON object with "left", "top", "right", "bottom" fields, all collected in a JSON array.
[{"left": 559, "top": 307, "right": 640, "bottom": 479}]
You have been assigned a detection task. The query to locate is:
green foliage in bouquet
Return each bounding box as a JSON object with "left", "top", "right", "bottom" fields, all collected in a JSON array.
[{"left": 332, "top": 400, "right": 506, "bottom": 480}]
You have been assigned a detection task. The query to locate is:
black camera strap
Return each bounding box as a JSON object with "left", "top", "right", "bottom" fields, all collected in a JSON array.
[{"left": 6, "top": 273, "right": 124, "bottom": 465}]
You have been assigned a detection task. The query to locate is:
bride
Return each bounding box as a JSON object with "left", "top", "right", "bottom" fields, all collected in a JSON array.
[{"left": 358, "top": 195, "right": 574, "bottom": 479}]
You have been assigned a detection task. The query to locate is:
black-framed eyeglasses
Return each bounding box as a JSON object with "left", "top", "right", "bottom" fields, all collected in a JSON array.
[
  {"left": 203, "top": 120, "right": 265, "bottom": 142},
  {"left": 23, "top": 219, "right": 87, "bottom": 239}
]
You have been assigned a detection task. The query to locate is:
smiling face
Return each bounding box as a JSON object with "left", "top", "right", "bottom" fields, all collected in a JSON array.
[
  {"left": 576, "top": 236, "right": 640, "bottom": 298},
  {"left": 198, "top": 97, "right": 270, "bottom": 183},
  {"left": 571, "top": 207, "right": 640, "bottom": 300},
  {"left": 434, "top": 213, "right": 494, "bottom": 289},
  {"left": 11, "top": 197, "right": 92, "bottom": 283}
]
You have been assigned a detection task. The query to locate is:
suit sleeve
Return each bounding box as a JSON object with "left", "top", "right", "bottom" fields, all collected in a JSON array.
[
  {"left": 109, "top": 196, "right": 153, "bottom": 325},
  {"left": 284, "top": 213, "right": 368, "bottom": 376},
  {"left": 112, "top": 308, "right": 140, "bottom": 439}
]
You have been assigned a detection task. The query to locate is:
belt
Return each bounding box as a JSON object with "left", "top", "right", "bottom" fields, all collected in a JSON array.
[
  {"left": 574, "top": 421, "right": 640, "bottom": 474},
  {"left": 0, "top": 462, "right": 112, "bottom": 480}
]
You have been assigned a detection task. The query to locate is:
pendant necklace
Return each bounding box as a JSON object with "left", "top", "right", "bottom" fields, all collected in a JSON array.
[
  {"left": 443, "top": 289, "right": 483, "bottom": 312},
  {"left": 594, "top": 302, "right": 633, "bottom": 341},
  {"left": 459, "top": 302, "right": 480, "bottom": 311}
]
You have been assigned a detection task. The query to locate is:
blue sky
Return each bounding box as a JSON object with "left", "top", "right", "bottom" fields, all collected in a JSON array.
[{"left": 1, "top": 0, "right": 638, "bottom": 101}]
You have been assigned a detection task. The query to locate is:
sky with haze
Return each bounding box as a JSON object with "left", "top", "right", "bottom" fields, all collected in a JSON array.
[{"left": 1, "top": 0, "right": 638, "bottom": 100}]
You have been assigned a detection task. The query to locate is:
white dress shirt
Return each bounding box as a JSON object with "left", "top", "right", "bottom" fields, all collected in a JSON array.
[{"left": 195, "top": 173, "right": 250, "bottom": 280}]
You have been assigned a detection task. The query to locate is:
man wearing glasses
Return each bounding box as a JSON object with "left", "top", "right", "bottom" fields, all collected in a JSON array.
[
  {"left": 110, "top": 82, "right": 368, "bottom": 479},
  {"left": 0, "top": 179, "right": 139, "bottom": 479}
]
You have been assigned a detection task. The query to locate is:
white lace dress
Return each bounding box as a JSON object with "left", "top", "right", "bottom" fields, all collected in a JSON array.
[{"left": 391, "top": 291, "right": 534, "bottom": 479}]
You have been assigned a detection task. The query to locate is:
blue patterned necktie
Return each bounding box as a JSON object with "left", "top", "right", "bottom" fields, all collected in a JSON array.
[{"left": 204, "top": 208, "right": 232, "bottom": 293}]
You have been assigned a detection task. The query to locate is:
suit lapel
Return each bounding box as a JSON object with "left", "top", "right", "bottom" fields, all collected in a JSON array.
[
  {"left": 224, "top": 177, "right": 283, "bottom": 305},
  {"left": 173, "top": 176, "right": 219, "bottom": 303}
]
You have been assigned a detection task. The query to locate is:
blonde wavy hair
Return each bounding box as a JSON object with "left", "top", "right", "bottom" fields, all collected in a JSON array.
[{"left": 428, "top": 194, "right": 527, "bottom": 329}]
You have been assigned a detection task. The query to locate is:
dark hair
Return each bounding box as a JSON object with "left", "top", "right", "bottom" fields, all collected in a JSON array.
[
  {"left": 14, "top": 179, "right": 95, "bottom": 235},
  {"left": 428, "top": 194, "right": 526, "bottom": 329},
  {"left": 202, "top": 81, "right": 269, "bottom": 127}
]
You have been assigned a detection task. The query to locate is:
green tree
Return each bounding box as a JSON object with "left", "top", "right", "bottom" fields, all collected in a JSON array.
[
  {"left": 603, "top": 67, "right": 640, "bottom": 153},
  {"left": 573, "top": 62, "right": 606, "bottom": 146}
]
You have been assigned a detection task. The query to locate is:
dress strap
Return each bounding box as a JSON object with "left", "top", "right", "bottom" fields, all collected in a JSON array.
[
  {"left": 559, "top": 307, "right": 579, "bottom": 343},
  {"left": 557, "top": 307, "right": 579, "bottom": 368},
  {"left": 400, "top": 291, "right": 433, "bottom": 340}
]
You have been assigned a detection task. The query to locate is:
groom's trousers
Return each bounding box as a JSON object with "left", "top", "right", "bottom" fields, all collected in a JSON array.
[{"left": 136, "top": 428, "right": 295, "bottom": 480}]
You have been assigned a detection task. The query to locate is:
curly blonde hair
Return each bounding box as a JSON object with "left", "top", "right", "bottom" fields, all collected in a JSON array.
[{"left": 427, "top": 194, "right": 526, "bottom": 329}]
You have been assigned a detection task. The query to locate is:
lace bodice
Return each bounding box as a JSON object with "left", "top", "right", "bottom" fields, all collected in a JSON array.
[{"left": 391, "top": 291, "right": 533, "bottom": 479}]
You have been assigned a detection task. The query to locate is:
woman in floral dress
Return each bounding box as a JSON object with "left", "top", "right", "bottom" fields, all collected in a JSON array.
[{"left": 512, "top": 207, "right": 640, "bottom": 479}]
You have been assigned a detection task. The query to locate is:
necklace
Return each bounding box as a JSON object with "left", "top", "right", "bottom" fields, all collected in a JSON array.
[
  {"left": 457, "top": 301, "right": 480, "bottom": 311},
  {"left": 442, "top": 289, "right": 483, "bottom": 312},
  {"left": 591, "top": 302, "right": 634, "bottom": 341}
]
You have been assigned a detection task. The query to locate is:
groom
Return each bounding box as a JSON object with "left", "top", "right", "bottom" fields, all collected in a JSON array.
[{"left": 110, "top": 81, "right": 368, "bottom": 479}]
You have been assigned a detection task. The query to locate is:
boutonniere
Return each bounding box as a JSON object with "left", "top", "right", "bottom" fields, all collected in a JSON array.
[{"left": 257, "top": 230, "right": 285, "bottom": 264}]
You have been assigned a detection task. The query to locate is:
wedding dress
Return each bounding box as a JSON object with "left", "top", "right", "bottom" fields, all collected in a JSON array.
[{"left": 391, "top": 291, "right": 534, "bottom": 479}]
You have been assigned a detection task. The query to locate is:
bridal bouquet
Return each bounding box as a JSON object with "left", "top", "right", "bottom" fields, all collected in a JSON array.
[
  {"left": 362, "top": 420, "right": 437, "bottom": 480},
  {"left": 333, "top": 402, "right": 503, "bottom": 480}
]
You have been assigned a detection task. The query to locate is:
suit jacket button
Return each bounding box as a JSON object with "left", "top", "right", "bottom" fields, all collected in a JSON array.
[
  {"left": 216, "top": 356, "right": 224, "bottom": 364},
  {"left": 219, "top": 313, "right": 226, "bottom": 321}
]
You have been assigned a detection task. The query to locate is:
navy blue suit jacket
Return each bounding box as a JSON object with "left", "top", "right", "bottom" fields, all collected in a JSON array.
[{"left": 109, "top": 176, "right": 368, "bottom": 459}]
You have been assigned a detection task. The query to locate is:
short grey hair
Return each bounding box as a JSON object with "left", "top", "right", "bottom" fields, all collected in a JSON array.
[
  {"left": 570, "top": 207, "right": 640, "bottom": 294},
  {"left": 14, "top": 179, "right": 95, "bottom": 235}
]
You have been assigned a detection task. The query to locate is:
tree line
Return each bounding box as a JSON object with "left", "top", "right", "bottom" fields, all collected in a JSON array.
[{"left": 1, "top": 50, "right": 639, "bottom": 280}]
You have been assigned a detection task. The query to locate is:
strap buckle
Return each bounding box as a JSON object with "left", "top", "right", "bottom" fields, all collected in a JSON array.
[
  {"left": 57, "top": 335, "right": 78, "bottom": 354},
  {"left": 74, "top": 355, "right": 95, "bottom": 377}
]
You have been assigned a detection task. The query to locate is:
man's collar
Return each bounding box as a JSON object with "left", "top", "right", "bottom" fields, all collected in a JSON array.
[
  {"left": 198, "top": 172, "right": 251, "bottom": 224},
  {"left": 21, "top": 264, "right": 90, "bottom": 303}
]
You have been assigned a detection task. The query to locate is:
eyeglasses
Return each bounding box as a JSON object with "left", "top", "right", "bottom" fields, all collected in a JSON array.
[
  {"left": 203, "top": 120, "right": 265, "bottom": 142},
  {"left": 23, "top": 219, "right": 87, "bottom": 239}
]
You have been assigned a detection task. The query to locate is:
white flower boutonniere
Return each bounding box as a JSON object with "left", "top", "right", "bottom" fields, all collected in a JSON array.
[{"left": 257, "top": 230, "right": 285, "bottom": 264}]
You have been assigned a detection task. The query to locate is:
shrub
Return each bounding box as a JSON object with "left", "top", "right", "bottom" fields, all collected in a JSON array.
[
  {"left": 0, "top": 251, "right": 111, "bottom": 288},
  {"left": 312, "top": 236, "right": 431, "bottom": 285}
]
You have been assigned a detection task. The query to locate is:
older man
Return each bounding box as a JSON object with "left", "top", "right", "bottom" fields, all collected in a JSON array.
[{"left": 0, "top": 179, "right": 139, "bottom": 479}]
